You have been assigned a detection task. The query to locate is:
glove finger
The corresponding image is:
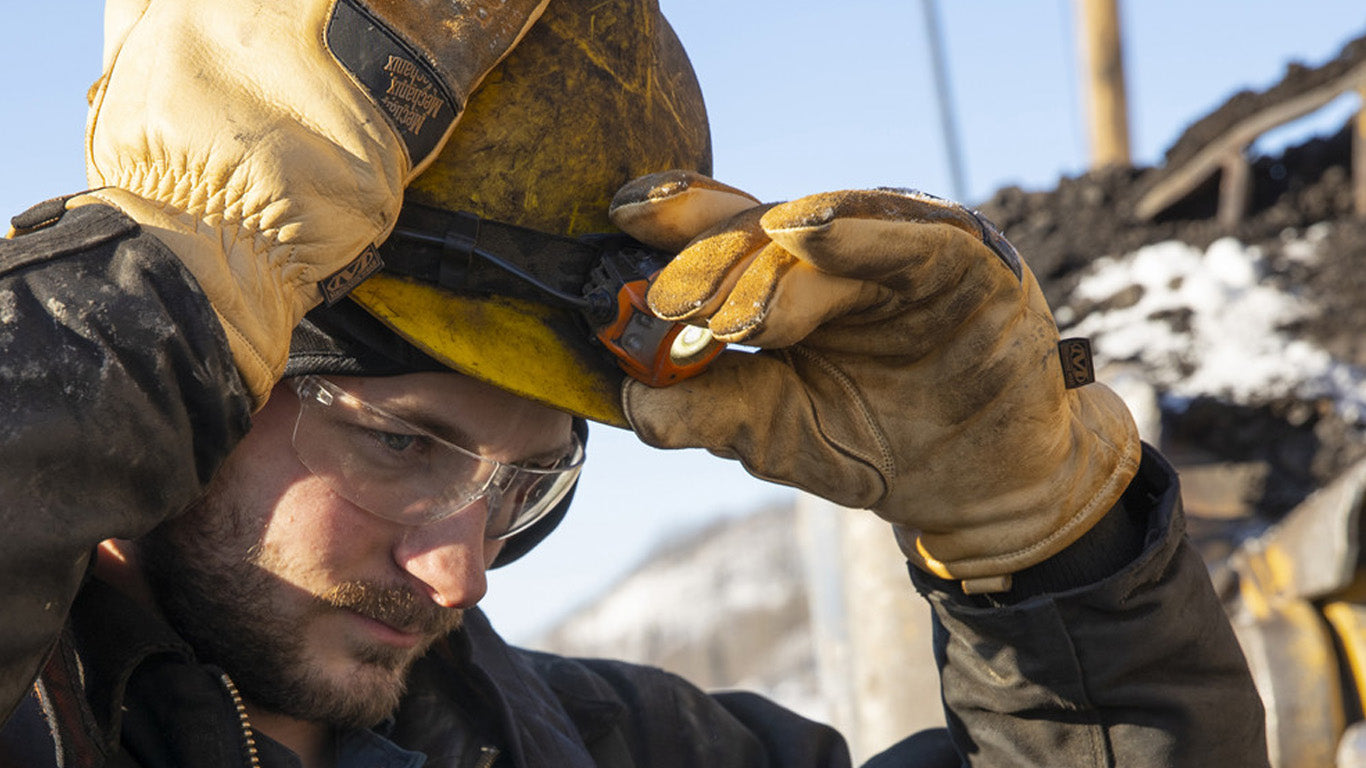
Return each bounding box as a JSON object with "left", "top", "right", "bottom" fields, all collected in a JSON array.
[
  {"left": 610, "top": 170, "right": 762, "bottom": 252},
  {"left": 649, "top": 200, "right": 884, "bottom": 346},
  {"left": 102, "top": 0, "right": 151, "bottom": 71},
  {"left": 645, "top": 206, "right": 771, "bottom": 321},
  {"left": 708, "top": 243, "right": 882, "bottom": 347},
  {"left": 362, "top": 0, "right": 552, "bottom": 174},
  {"left": 760, "top": 189, "right": 1023, "bottom": 294}
]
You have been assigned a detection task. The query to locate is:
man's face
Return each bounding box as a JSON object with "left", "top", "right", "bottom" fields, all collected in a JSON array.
[{"left": 138, "top": 372, "right": 576, "bottom": 728}]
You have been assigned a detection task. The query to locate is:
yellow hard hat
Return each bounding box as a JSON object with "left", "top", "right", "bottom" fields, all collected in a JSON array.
[{"left": 346, "top": 0, "right": 712, "bottom": 427}]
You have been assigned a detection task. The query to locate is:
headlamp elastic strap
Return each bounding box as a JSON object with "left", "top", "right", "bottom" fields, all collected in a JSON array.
[{"left": 383, "top": 203, "right": 597, "bottom": 309}]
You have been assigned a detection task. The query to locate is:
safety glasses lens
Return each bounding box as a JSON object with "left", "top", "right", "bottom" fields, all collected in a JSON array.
[{"left": 291, "top": 377, "right": 581, "bottom": 538}]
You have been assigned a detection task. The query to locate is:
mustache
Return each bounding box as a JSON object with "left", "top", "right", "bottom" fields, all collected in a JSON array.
[{"left": 317, "top": 582, "right": 463, "bottom": 636}]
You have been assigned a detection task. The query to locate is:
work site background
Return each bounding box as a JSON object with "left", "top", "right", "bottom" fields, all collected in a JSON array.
[{"left": 4, "top": 3, "right": 1366, "bottom": 765}]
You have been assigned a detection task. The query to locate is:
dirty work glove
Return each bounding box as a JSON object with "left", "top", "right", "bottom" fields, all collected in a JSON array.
[
  {"left": 67, "top": 0, "right": 548, "bottom": 405},
  {"left": 610, "top": 171, "right": 1141, "bottom": 593}
]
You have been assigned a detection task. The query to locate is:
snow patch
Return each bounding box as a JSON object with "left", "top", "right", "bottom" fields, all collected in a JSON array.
[{"left": 1065, "top": 234, "right": 1366, "bottom": 420}]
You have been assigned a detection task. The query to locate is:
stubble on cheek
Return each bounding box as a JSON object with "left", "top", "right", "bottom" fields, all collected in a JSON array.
[{"left": 139, "top": 480, "right": 462, "bottom": 728}]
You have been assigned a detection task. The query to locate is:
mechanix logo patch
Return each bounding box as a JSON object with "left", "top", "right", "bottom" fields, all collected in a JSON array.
[
  {"left": 326, "top": 0, "right": 458, "bottom": 166},
  {"left": 320, "top": 245, "right": 385, "bottom": 305},
  {"left": 1058, "top": 337, "right": 1096, "bottom": 389},
  {"left": 380, "top": 54, "right": 447, "bottom": 138}
]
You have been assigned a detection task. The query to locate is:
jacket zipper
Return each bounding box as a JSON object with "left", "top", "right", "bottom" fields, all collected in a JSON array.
[
  {"left": 474, "top": 745, "right": 500, "bottom": 768},
  {"left": 218, "top": 672, "right": 263, "bottom": 768}
]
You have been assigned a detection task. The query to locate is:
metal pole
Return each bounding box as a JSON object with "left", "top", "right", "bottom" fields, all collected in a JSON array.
[{"left": 919, "top": 0, "right": 968, "bottom": 201}]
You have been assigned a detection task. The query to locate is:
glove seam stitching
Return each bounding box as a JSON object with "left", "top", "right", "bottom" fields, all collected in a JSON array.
[
  {"left": 788, "top": 345, "right": 896, "bottom": 490},
  {"left": 214, "top": 307, "right": 277, "bottom": 402}
]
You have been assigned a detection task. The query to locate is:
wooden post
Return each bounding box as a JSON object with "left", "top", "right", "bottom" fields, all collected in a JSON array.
[
  {"left": 1219, "top": 149, "right": 1252, "bottom": 230},
  {"left": 838, "top": 511, "right": 943, "bottom": 761},
  {"left": 798, "top": 495, "right": 944, "bottom": 764},
  {"left": 1355, "top": 81, "right": 1366, "bottom": 218},
  {"left": 1076, "top": 0, "right": 1132, "bottom": 168}
]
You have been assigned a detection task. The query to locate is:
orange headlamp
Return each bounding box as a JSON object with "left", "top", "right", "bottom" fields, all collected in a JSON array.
[{"left": 582, "top": 243, "right": 721, "bottom": 386}]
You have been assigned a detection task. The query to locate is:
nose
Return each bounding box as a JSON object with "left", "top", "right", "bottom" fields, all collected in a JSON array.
[{"left": 392, "top": 502, "right": 503, "bottom": 609}]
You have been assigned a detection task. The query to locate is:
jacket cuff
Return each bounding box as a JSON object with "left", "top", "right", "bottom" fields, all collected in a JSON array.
[{"left": 907, "top": 444, "right": 1268, "bottom": 766}]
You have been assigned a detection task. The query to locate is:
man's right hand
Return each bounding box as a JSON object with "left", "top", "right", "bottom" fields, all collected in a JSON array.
[{"left": 70, "top": 0, "right": 549, "bottom": 406}]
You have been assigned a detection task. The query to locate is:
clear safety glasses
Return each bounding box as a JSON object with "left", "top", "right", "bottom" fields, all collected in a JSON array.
[{"left": 291, "top": 376, "right": 584, "bottom": 540}]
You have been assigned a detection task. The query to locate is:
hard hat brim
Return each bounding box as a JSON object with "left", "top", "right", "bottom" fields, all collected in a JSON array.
[{"left": 348, "top": 273, "right": 629, "bottom": 427}]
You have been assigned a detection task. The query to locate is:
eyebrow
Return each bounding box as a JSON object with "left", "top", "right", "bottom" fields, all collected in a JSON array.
[
  {"left": 383, "top": 404, "right": 477, "bottom": 448},
  {"left": 381, "top": 402, "right": 573, "bottom": 467}
]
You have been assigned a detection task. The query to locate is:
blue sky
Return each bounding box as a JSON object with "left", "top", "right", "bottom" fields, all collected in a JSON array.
[{"left": 3, "top": 2, "right": 1363, "bottom": 640}]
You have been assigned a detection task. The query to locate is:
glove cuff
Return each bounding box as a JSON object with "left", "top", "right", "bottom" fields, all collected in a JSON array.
[
  {"left": 69, "top": 189, "right": 315, "bottom": 407},
  {"left": 900, "top": 383, "right": 1143, "bottom": 593}
]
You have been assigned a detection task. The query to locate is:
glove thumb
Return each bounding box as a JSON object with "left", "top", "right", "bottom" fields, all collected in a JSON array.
[
  {"left": 623, "top": 350, "right": 891, "bottom": 509},
  {"left": 610, "top": 170, "right": 760, "bottom": 251}
]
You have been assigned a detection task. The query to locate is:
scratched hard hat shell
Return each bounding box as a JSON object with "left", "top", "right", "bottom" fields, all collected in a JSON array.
[{"left": 348, "top": 0, "right": 712, "bottom": 427}]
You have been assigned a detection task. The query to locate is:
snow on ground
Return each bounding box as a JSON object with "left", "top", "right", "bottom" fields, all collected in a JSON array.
[{"left": 1057, "top": 224, "right": 1366, "bottom": 422}]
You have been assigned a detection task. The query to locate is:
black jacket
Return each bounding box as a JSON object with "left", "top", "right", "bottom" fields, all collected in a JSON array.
[{"left": 0, "top": 203, "right": 1270, "bottom": 766}]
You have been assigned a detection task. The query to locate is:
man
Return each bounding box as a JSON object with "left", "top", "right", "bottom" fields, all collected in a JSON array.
[{"left": 0, "top": 0, "right": 1269, "bottom": 765}]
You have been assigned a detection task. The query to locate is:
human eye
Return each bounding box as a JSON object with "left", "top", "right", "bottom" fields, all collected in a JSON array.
[
  {"left": 362, "top": 428, "right": 433, "bottom": 461},
  {"left": 335, "top": 406, "right": 437, "bottom": 469}
]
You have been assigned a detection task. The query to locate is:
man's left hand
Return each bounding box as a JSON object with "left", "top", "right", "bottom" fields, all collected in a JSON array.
[{"left": 609, "top": 171, "right": 1140, "bottom": 593}]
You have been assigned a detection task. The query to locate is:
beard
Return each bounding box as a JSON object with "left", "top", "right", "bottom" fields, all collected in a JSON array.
[{"left": 138, "top": 467, "right": 465, "bottom": 729}]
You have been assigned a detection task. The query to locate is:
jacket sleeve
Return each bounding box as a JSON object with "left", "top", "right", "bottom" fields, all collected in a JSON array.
[
  {"left": 0, "top": 202, "right": 251, "bottom": 723},
  {"left": 523, "top": 649, "right": 854, "bottom": 768},
  {"left": 901, "top": 444, "right": 1270, "bottom": 767}
]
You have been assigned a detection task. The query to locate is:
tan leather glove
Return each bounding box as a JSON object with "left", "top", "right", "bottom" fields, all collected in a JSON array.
[
  {"left": 70, "top": 0, "right": 548, "bottom": 405},
  {"left": 610, "top": 171, "right": 1141, "bottom": 593}
]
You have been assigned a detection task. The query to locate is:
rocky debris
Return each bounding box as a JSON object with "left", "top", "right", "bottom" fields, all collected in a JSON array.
[{"left": 978, "top": 124, "right": 1365, "bottom": 310}]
